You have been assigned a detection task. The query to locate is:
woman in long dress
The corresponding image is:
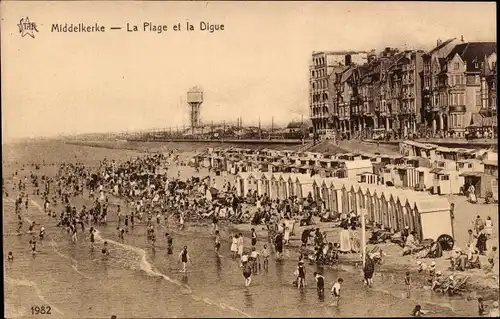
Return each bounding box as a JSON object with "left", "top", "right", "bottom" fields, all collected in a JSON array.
[
  {"left": 339, "top": 225, "right": 351, "bottom": 253},
  {"left": 231, "top": 234, "right": 239, "bottom": 258},
  {"left": 484, "top": 216, "right": 493, "bottom": 239},
  {"left": 284, "top": 226, "right": 290, "bottom": 245},
  {"left": 237, "top": 233, "right": 244, "bottom": 256},
  {"left": 468, "top": 185, "right": 477, "bottom": 203},
  {"left": 349, "top": 225, "right": 360, "bottom": 253}
]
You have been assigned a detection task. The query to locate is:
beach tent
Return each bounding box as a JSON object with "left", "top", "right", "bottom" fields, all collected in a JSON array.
[
  {"left": 257, "top": 172, "right": 273, "bottom": 197},
  {"left": 295, "top": 175, "right": 316, "bottom": 199},
  {"left": 270, "top": 174, "right": 280, "bottom": 200},
  {"left": 414, "top": 197, "right": 452, "bottom": 244},
  {"left": 235, "top": 172, "right": 253, "bottom": 197}
]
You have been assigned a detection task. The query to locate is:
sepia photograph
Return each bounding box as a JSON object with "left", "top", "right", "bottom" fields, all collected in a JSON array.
[{"left": 1, "top": 1, "right": 498, "bottom": 318}]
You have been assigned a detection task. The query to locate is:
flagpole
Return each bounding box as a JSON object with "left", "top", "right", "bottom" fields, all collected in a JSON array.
[{"left": 361, "top": 208, "right": 367, "bottom": 268}]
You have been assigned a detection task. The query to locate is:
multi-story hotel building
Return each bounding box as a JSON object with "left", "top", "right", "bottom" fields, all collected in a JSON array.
[
  {"left": 434, "top": 41, "right": 496, "bottom": 137},
  {"left": 309, "top": 51, "right": 369, "bottom": 135},
  {"left": 310, "top": 41, "right": 496, "bottom": 139}
]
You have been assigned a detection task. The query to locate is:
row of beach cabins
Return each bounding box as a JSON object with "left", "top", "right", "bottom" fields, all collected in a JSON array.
[
  {"left": 193, "top": 141, "right": 498, "bottom": 199},
  {"left": 233, "top": 171, "right": 453, "bottom": 245}
]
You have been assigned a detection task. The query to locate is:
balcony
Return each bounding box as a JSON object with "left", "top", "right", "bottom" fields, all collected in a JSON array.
[
  {"left": 448, "top": 105, "right": 466, "bottom": 113},
  {"left": 351, "top": 107, "right": 361, "bottom": 116},
  {"left": 479, "top": 107, "right": 497, "bottom": 116},
  {"left": 402, "top": 93, "right": 415, "bottom": 100},
  {"left": 449, "top": 85, "right": 466, "bottom": 91}
]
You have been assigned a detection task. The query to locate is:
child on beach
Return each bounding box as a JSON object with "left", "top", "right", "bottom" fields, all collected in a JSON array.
[
  {"left": 7, "top": 251, "right": 14, "bottom": 262},
  {"left": 102, "top": 241, "right": 110, "bottom": 256},
  {"left": 314, "top": 272, "right": 325, "bottom": 296},
  {"left": 27, "top": 221, "right": 36, "bottom": 234},
  {"left": 249, "top": 247, "right": 260, "bottom": 273},
  {"left": 179, "top": 212, "right": 185, "bottom": 231},
  {"left": 261, "top": 244, "right": 270, "bottom": 269},
  {"left": 237, "top": 233, "right": 244, "bottom": 257},
  {"left": 405, "top": 271, "right": 411, "bottom": 298},
  {"left": 89, "top": 227, "right": 95, "bottom": 251},
  {"left": 251, "top": 228, "right": 257, "bottom": 247},
  {"left": 412, "top": 305, "right": 432, "bottom": 316},
  {"left": 231, "top": 234, "right": 239, "bottom": 258},
  {"left": 178, "top": 246, "right": 192, "bottom": 273},
  {"left": 478, "top": 297, "right": 487, "bottom": 315},
  {"left": 29, "top": 236, "right": 37, "bottom": 255},
  {"left": 331, "top": 278, "right": 343, "bottom": 306},
  {"left": 293, "top": 261, "right": 306, "bottom": 289},
  {"left": 151, "top": 230, "right": 156, "bottom": 251},
  {"left": 241, "top": 253, "right": 252, "bottom": 287},
  {"left": 214, "top": 230, "right": 221, "bottom": 254},
  {"left": 166, "top": 233, "right": 173, "bottom": 255}
]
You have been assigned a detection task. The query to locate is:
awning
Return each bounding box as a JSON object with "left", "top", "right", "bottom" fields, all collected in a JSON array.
[
  {"left": 430, "top": 168, "right": 443, "bottom": 174},
  {"left": 459, "top": 171, "right": 483, "bottom": 177}
]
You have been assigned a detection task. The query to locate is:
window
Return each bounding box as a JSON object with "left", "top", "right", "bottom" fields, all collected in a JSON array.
[
  {"left": 455, "top": 75, "right": 461, "bottom": 85},
  {"left": 454, "top": 62, "right": 459, "bottom": 70},
  {"left": 467, "top": 75, "right": 475, "bottom": 85},
  {"left": 442, "top": 175, "right": 450, "bottom": 181},
  {"left": 476, "top": 91, "right": 482, "bottom": 106}
]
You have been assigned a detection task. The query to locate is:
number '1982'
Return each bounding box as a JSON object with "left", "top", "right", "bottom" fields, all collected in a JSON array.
[{"left": 31, "top": 306, "right": 51, "bottom": 315}]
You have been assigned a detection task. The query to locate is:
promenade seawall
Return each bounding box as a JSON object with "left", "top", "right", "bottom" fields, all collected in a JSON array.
[
  {"left": 364, "top": 138, "right": 497, "bottom": 149},
  {"left": 126, "top": 138, "right": 304, "bottom": 145}
]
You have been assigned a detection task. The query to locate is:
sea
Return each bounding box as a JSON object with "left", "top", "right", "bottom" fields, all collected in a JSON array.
[{"left": 3, "top": 141, "right": 479, "bottom": 318}]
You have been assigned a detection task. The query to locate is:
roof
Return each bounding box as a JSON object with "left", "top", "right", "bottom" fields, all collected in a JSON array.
[
  {"left": 470, "top": 114, "right": 497, "bottom": 127},
  {"left": 344, "top": 160, "right": 373, "bottom": 170},
  {"left": 426, "top": 38, "right": 456, "bottom": 56},
  {"left": 459, "top": 171, "right": 483, "bottom": 177},
  {"left": 446, "top": 42, "right": 497, "bottom": 73},
  {"left": 188, "top": 86, "right": 203, "bottom": 93},
  {"left": 401, "top": 140, "right": 436, "bottom": 150},
  {"left": 340, "top": 67, "right": 354, "bottom": 83},
  {"left": 483, "top": 159, "right": 498, "bottom": 166},
  {"left": 414, "top": 197, "right": 451, "bottom": 214},
  {"left": 430, "top": 168, "right": 443, "bottom": 174}
]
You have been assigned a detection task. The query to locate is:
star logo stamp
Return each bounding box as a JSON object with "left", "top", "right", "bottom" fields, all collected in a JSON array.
[{"left": 18, "top": 17, "right": 39, "bottom": 38}]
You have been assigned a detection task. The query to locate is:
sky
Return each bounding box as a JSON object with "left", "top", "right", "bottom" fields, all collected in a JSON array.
[{"left": 1, "top": 1, "right": 496, "bottom": 140}]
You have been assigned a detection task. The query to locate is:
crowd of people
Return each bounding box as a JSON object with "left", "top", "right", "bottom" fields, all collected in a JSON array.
[{"left": 4, "top": 147, "right": 499, "bottom": 317}]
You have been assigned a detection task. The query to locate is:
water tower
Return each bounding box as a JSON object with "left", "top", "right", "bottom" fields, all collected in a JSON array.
[{"left": 187, "top": 86, "right": 203, "bottom": 134}]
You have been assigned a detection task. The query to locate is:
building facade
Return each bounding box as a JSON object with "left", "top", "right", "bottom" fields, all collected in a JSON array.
[
  {"left": 318, "top": 48, "right": 424, "bottom": 139},
  {"left": 433, "top": 42, "right": 497, "bottom": 137},
  {"left": 309, "top": 51, "right": 369, "bottom": 135},
  {"left": 422, "top": 38, "right": 457, "bottom": 133},
  {"left": 310, "top": 40, "right": 497, "bottom": 139}
]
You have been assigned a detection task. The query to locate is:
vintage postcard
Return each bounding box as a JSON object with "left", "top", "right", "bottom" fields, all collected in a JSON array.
[{"left": 1, "top": 1, "right": 498, "bottom": 318}]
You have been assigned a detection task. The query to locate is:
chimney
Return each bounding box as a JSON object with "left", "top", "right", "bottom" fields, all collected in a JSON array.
[
  {"left": 461, "top": 35, "right": 464, "bottom": 43},
  {"left": 436, "top": 39, "right": 442, "bottom": 46}
]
